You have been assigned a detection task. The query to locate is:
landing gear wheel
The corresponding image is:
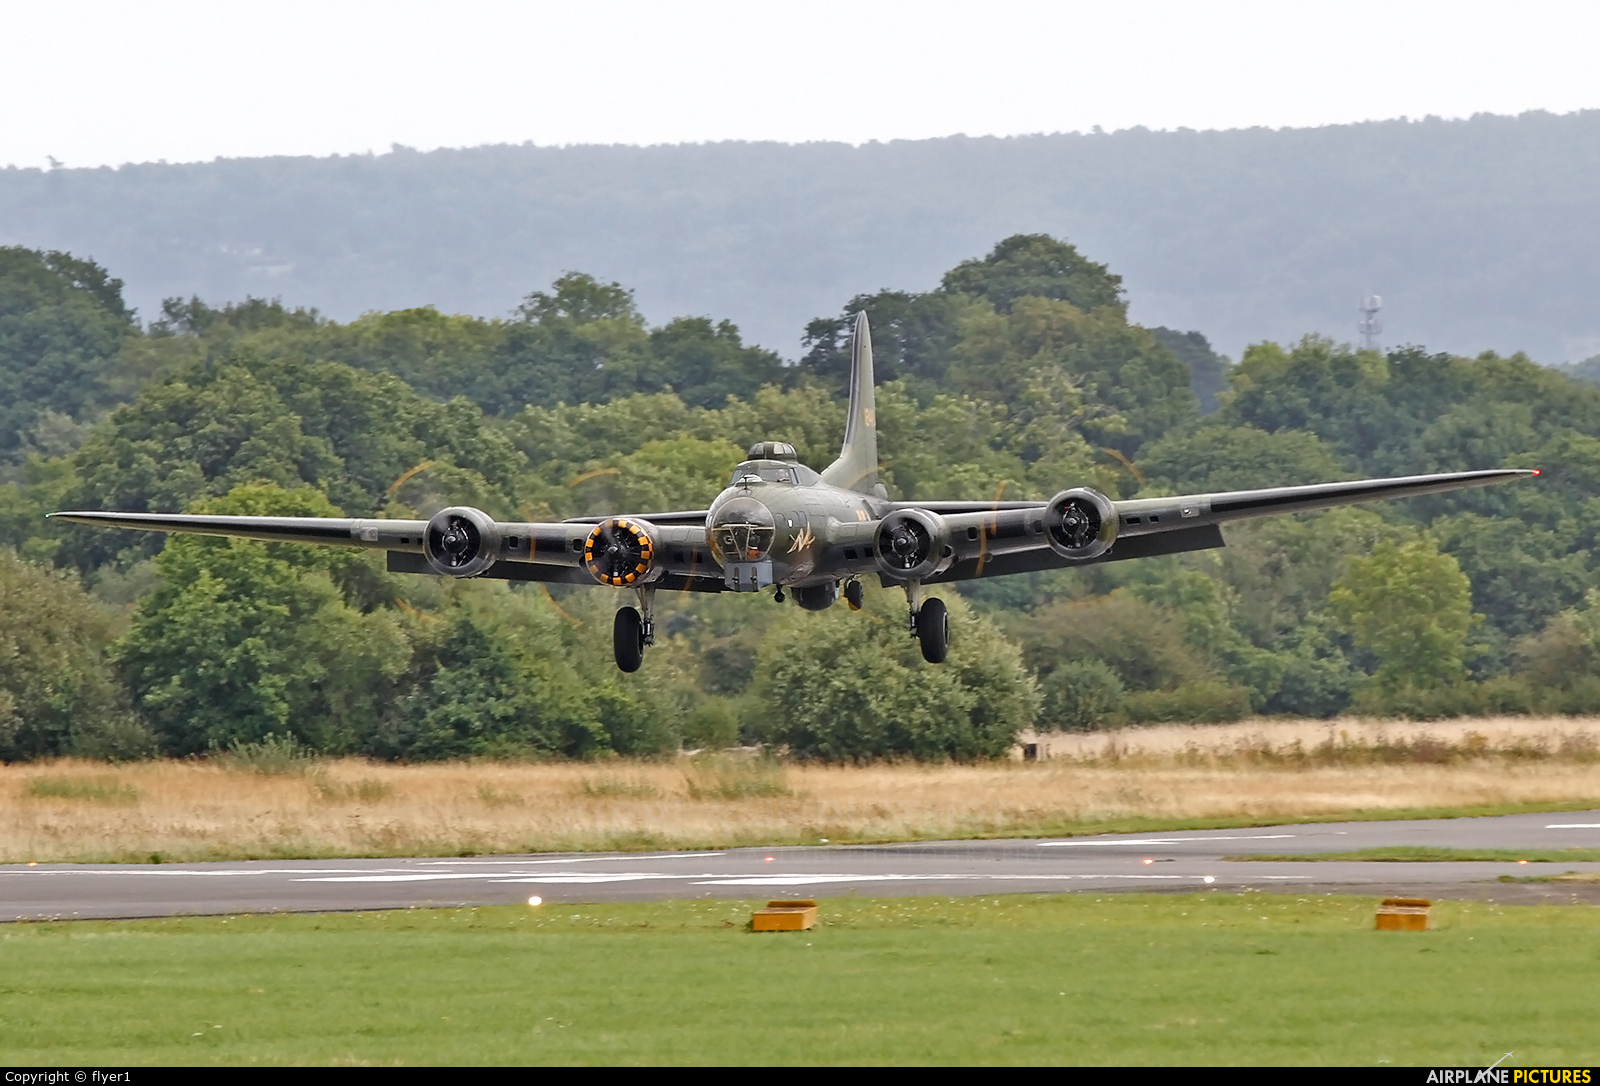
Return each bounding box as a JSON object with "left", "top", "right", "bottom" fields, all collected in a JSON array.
[
  {"left": 613, "top": 606, "right": 645, "bottom": 672},
  {"left": 844, "top": 578, "right": 864, "bottom": 611},
  {"left": 916, "top": 597, "right": 949, "bottom": 664}
]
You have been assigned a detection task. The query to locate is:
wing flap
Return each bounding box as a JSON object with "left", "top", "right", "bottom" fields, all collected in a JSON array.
[
  {"left": 888, "top": 523, "right": 1226, "bottom": 586},
  {"left": 386, "top": 550, "right": 724, "bottom": 592}
]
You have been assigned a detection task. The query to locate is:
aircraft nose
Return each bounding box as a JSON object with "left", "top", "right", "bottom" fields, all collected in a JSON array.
[{"left": 709, "top": 495, "right": 777, "bottom": 562}]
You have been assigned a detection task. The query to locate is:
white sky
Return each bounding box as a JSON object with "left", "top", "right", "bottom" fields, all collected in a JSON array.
[{"left": 3, "top": 0, "right": 1599, "bottom": 168}]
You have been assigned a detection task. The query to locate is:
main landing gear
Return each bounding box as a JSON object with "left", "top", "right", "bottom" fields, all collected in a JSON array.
[
  {"left": 613, "top": 587, "right": 656, "bottom": 673},
  {"left": 903, "top": 579, "right": 949, "bottom": 664}
]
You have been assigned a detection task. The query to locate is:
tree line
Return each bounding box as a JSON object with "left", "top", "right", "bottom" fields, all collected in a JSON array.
[{"left": 2, "top": 235, "right": 1598, "bottom": 763}]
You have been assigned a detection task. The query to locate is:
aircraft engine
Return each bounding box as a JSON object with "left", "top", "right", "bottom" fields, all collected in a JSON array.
[
  {"left": 874, "top": 508, "right": 952, "bottom": 581},
  {"left": 424, "top": 506, "right": 501, "bottom": 577},
  {"left": 1044, "top": 487, "right": 1118, "bottom": 560},
  {"left": 583, "top": 517, "right": 660, "bottom": 586}
]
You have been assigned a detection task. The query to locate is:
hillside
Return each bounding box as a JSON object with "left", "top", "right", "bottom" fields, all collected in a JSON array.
[{"left": 2, "top": 110, "right": 1599, "bottom": 362}]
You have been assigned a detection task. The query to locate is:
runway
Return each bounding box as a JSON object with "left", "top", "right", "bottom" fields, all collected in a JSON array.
[{"left": 6, "top": 810, "right": 1600, "bottom": 921}]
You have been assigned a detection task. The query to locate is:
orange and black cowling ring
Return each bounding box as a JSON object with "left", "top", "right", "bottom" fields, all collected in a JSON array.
[{"left": 583, "top": 518, "right": 655, "bottom": 586}]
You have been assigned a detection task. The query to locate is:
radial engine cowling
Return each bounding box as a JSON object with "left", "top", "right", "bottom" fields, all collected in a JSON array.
[
  {"left": 583, "top": 517, "right": 660, "bottom": 587},
  {"left": 1044, "top": 487, "right": 1118, "bottom": 560},
  {"left": 874, "top": 508, "right": 952, "bottom": 581},
  {"left": 424, "top": 506, "right": 501, "bottom": 577}
]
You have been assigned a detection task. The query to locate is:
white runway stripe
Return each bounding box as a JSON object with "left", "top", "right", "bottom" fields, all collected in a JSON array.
[
  {"left": 416, "top": 853, "right": 723, "bottom": 866},
  {"left": 490, "top": 874, "right": 706, "bottom": 884},
  {"left": 1037, "top": 834, "right": 1297, "bottom": 847},
  {"left": 693, "top": 873, "right": 1242, "bottom": 886}
]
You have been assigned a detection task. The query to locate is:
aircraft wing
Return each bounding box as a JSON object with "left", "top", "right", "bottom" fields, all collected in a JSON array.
[
  {"left": 46, "top": 508, "right": 727, "bottom": 592},
  {"left": 898, "top": 468, "right": 1536, "bottom": 586}
]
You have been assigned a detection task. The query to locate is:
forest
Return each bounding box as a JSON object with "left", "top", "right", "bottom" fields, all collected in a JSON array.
[
  {"left": 5, "top": 110, "right": 1600, "bottom": 366},
  {"left": 3, "top": 234, "right": 1599, "bottom": 764}
]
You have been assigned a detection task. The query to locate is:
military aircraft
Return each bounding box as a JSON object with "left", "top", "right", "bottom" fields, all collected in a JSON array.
[{"left": 53, "top": 313, "right": 1535, "bottom": 672}]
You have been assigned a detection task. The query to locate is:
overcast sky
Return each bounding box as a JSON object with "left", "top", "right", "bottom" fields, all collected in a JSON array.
[{"left": 4, "top": 0, "right": 1599, "bottom": 168}]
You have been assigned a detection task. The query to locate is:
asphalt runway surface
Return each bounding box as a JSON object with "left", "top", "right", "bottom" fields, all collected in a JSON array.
[{"left": 6, "top": 811, "right": 1600, "bottom": 921}]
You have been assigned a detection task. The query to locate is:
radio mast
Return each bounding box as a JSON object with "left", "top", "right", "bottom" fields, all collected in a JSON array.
[{"left": 1358, "top": 294, "right": 1383, "bottom": 352}]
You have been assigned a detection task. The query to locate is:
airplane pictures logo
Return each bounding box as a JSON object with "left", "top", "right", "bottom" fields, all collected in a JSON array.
[{"left": 1425, "top": 1071, "right": 1591, "bottom": 1084}]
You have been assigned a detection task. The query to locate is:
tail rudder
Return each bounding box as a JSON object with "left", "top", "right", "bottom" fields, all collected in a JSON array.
[{"left": 821, "top": 311, "right": 884, "bottom": 496}]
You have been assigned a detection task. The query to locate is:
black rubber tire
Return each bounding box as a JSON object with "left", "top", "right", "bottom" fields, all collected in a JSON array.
[
  {"left": 613, "top": 606, "right": 645, "bottom": 673},
  {"left": 916, "top": 597, "right": 950, "bottom": 664},
  {"left": 843, "top": 579, "right": 865, "bottom": 611}
]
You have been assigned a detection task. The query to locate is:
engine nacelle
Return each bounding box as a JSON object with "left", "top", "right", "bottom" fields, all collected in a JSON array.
[
  {"left": 583, "top": 517, "right": 660, "bottom": 587},
  {"left": 424, "top": 506, "right": 501, "bottom": 577},
  {"left": 1044, "top": 487, "right": 1117, "bottom": 560},
  {"left": 874, "top": 508, "right": 952, "bottom": 581}
]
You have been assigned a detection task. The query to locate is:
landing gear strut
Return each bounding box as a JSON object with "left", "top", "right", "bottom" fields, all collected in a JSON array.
[
  {"left": 903, "top": 580, "right": 950, "bottom": 664},
  {"left": 613, "top": 587, "right": 656, "bottom": 672}
]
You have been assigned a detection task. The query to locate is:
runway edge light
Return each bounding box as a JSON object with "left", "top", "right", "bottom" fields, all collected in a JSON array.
[
  {"left": 1375, "top": 897, "right": 1431, "bottom": 931},
  {"left": 753, "top": 900, "right": 818, "bottom": 932}
]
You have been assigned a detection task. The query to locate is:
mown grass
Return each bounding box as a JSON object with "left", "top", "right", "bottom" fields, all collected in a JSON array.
[
  {"left": 1230, "top": 847, "right": 1600, "bottom": 863},
  {"left": 2, "top": 894, "right": 1599, "bottom": 1065}
]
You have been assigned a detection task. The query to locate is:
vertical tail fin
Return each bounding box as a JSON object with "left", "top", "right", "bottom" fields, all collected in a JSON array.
[{"left": 821, "top": 311, "right": 885, "bottom": 497}]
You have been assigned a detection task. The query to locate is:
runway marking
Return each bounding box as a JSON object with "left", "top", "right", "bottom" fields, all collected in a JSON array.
[
  {"left": 296, "top": 871, "right": 708, "bottom": 884},
  {"left": 488, "top": 873, "right": 704, "bottom": 884},
  {"left": 0, "top": 867, "right": 429, "bottom": 878},
  {"left": 1546, "top": 824, "right": 1600, "bottom": 829},
  {"left": 692, "top": 874, "right": 1252, "bottom": 886},
  {"left": 1037, "top": 834, "right": 1297, "bottom": 847},
  {"left": 415, "top": 853, "right": 723, "bottom": 866}
]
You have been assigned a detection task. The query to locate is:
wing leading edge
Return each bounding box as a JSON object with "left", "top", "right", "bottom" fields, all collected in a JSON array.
[{"left": 891, "top": 467, "right": 1536, "bottom": 585}]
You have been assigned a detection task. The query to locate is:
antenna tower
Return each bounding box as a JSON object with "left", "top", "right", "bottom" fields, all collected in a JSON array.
[{"left": 1358, "top": 294, "right": 1383, "bottom": 352}]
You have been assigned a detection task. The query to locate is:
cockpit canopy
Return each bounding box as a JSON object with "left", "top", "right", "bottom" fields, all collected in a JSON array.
[{"left": 728, "top": 457, "right": 820, "bottom": 487}]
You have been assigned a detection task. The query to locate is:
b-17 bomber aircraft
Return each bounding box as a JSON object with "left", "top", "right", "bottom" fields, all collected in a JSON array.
[{"left": 54, "top": 314, "right": 1536, "bottom": 672}]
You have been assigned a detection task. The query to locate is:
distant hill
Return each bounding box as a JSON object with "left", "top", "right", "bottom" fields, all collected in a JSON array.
[
  {"left": 1562, "top": 354, "right": 1600, "bottom": 384},
  {"left": 3, "top": 110, "right": 1598, "bottom": 361}
]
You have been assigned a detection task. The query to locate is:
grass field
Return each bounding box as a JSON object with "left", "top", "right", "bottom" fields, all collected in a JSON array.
[
  {"left": 3, "top": 894, "right": 1599, "bottom": 1065},
  {"left": 5, "top": 716, "right": 1600, "bottom": 864}
]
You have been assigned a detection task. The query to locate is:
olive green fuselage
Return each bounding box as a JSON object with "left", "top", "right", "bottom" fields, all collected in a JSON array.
[{"left": 705, "top": 457, "right": 892, "bottom": 591}]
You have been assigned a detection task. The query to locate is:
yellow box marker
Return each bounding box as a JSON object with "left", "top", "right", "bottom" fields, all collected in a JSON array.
[
  {"left": 753, "top": 899, "right": 818, "bottom": 932},
  {"left": 1375, "top": 897, "right": 1431, "bottom": 931}
]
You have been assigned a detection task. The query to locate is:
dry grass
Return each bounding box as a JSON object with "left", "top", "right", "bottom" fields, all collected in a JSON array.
[
  {"left": 5, "top": 716, "right": 1600, "bottom": 864},
  {"left": 1029, "top": 715, "right": 1600, "bottom": 765}
]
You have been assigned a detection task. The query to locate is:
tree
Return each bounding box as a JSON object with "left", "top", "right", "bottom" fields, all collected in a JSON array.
[
  {"left": 60, "top": 354, "right": 526, "bottom": 572},
  {"left": 941, "top": 234, "right": 1126, "bottom": 316},
  {"left": 1328, "top": 536, "right": 1482, "bottom": 693},
  {"left": 1150, "top": 327, "right": 1230, "bottom": 414},
  {"left": 646, "top": 317, "right": 785, "bottom": 409},
  {"left": 0, "top": 550, "right": 149, "bottom": 761},
  {"left": 115, "top": 485, "right": 410, "bottom": 755},
  {"left": 1039, "top": 659, "right": 1124, "bottom": 732},
  {"left": 945, "top": 296, "right": 1194, "bottom": 455},
  {"left": 755, "top": 587, "right": 1037, "bottom": 761},
  {"left": 0, "top": 247, "right": 136, "bottom": 460},
  {"left": 1137, "top": 424, "right": 1350, "bottom": 494}
]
